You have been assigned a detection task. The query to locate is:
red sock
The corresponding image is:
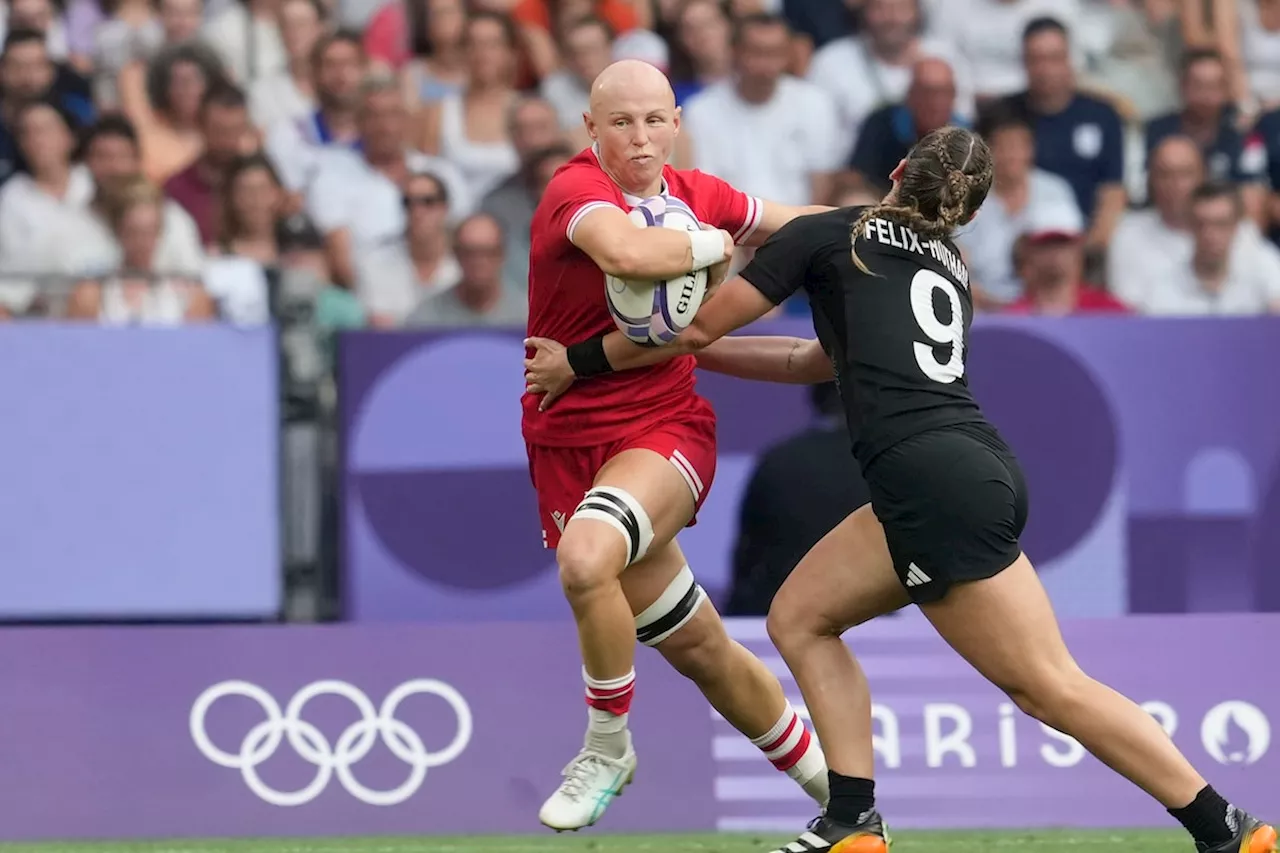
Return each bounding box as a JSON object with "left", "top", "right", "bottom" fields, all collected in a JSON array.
[{"left": 584, "top": 668, "right": 635, "bottom": 717}]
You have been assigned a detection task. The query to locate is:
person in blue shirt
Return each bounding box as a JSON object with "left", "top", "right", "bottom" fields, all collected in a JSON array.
[
  {"left": 0, "top": 29, "right": 95, "bottom": 188},
  {"left": 998, "top": 17, "right": 1126, "bottom": 257},
  {"left": 783, "top": 0, "right": 857, "bottom": 50},
  {"left": 1145, "top": 49, "right": 1266, "bottom": 218},
  {"left": 848, "top": 56, "right": 963, "bottom": 194},
  {"left": 1248, "top": 105, "right": 1280, "bottom": 244}
]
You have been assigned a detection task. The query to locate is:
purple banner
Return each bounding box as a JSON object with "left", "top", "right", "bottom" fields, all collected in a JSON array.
[
  {"left": 339, "top": 319, "right": 1280, "bottom": 621},
  {"left": 0, "top": 325, "right": 281, "bottom": 619},
  {"left": 0, "top": 615, "right": 1275, "bottom": 840}
]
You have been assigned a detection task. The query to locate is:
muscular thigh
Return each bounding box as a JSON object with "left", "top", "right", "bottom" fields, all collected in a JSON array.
[{"left": 774, "top": 503, "right": 910, "bottom": 634}]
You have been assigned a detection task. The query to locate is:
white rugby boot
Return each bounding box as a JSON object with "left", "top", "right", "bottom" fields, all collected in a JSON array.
[{"left": 537, "top": 736, "right": 637, "bottom": 831}]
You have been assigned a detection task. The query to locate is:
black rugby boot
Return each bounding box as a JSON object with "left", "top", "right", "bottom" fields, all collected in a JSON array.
[
  {"left": 1198, "top": 809, "right": 1277, "bottom": 853},
  {"left": 767, "top": 809, "right": 890, "bottom": 853}
]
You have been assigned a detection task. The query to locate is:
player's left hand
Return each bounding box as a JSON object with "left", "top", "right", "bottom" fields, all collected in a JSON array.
[{"left": 524, "top": 336, "right": 575, "bottom": 411}]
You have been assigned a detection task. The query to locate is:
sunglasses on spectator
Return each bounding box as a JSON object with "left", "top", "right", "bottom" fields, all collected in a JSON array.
[{"left": 403, "top": 194, "right": 446, "bottom": 209}]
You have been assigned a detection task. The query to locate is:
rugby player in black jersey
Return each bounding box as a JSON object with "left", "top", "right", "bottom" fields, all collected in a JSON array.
[{"left": 523, "top": 126, "right": 1277, "bottom": 853}]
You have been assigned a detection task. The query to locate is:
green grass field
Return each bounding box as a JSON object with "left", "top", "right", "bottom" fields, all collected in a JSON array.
[{"left": 0, "top": 831, "right": 1190, "bottom": 853}]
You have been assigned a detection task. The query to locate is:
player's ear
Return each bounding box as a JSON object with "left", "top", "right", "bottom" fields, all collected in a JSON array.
[
  {"left": 673, "top": 105, "right": 682, "bottom": 135},
  {"left": 583, "top": 112, "right": 597, "bottom": 142},
  {"left": 889, "top": 159, "right": 907, "bottom": 182}
]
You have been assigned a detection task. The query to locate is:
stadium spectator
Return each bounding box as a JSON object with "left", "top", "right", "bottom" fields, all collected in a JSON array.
[
  {"left": 6, "top": 0, "right": 70, "bottom": 61},
  {"left": 684, "top": 14, "right": 842, "bottom": 206},
  {"left": 165, "top": 82, "right": 256, "bottom": 245},
  {"left": 958, "top": 104, "right": 1078, "bottom": 308},
  {"left": 848, "top": 57, "right": 959, "bottom": 195},
  {"left": 408, "top": 212, "right": 525, "bottom": 325},
  {"left": 0, "top": 98, "right": 93, "bottom": 277},
  {"left": 66, "top": 177, "right": 216, "bottom": 323},
  {"left": 104, "top": 0, "right": 206, "bottom": 112},
  {"left": 1222, "top": 0, "right": 1280, "bottom": 113},
  {"left": 479, "top": 97, "right": 565, "bottom": 285},
  {"left": 928, "top": 0, "right": 1083, "bottom": 100},
  {"left": 1246, "top": 101, "right": 1280, "bottom": 244},
  {"left": 124, "top": 42, "right": 227, "bottom": 184},
  {"left": 353, "top": 169, "right": 460, "bottom": 326},
  {"left": 62, "top": 114, "right": 204, "bottom": 278},
  {"left": 725, "top": 381, "right": 869, "bottom": 617},
  {"left": 1003, "top": 200, "right": 1130, "bottom": 315},
  {"left": 1076, "top": 0, "right": 1178, "bottom": 121},
  {"left": 400, "top": 0, "right": 468, "bottom": 107},
  {"left": 1145, "top": 49, "right": 1266, "bottom": 220},
  {"left": 782, "top": 0, "right": 856, "bottom": 51},
  {"left": 415, "top": 12, "right": 520, "bottom": 201},
  {"left": 667, "top": 0, "right": 732, "bottom": 106},
  {"left": 540, "top": 17, "right": 614, "bottom": 131},
  {"left": 1109, "top": 134, "right": 1204, "bottom": 309},
  {"left": 263, "top": 30, "right": 365, "bottom": 192},
  {"left": 512, "top": 0, "right": 645, "bottom": 81},
  {"left": 0, "top": 28, "right": 92, "bottom": 185},
  {"left": 202, "top": 0, "right": 287, "bottom": 85},
  {"left": 1133, "top": 181, "right": 1280, "bottom": 315},
  {"left": 92, "top": 0, "right": 165, "bottom": 108},
  {"left": 999, "top": 16, "right": 1126, "bottom": 254},
  {"left": 247, "top": 0, "right": 323, "bottom": 129},
  {"left": 808, "top": 0, "right": 972, "bottom": 158},
  {"left": 306, "top": 72, "right": 469, "bottom": 285}
]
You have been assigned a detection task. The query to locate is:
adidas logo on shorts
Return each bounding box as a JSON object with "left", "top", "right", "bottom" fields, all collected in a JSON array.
[{"left": 905, "top": 562, "right": 932, "bottom": 587}]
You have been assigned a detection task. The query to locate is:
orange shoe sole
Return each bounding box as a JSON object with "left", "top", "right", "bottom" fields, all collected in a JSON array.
[
  {"left": 1247, "top": 824, "right": 1278, "bottom": 853},
  {"left": 831, "top": 836, "right": 888, "bottom": 853}
]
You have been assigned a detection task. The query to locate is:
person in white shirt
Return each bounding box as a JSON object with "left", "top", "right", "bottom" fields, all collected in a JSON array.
[
  {"left": 957, "top": 105, "right": 1079, "bottom": 307},
  {"left": 264, "top": 29, "right": 364, "bottom": 193},
  {"left": 202, "top": 0, "right": 286, "bottom": 85},
  {"left": 683, "top": 13, "right": 843, "bottom": 206},
  {"left": 306, "top": 73, "right": 470, "bottom": 286},
  {"left": 541, "top": 16, "right": 614, "bottom": 132},
  {"left": 1139, "top": 181, "right": 1280, "bottom": 315},
  {"left": 1108, "top": 134, "right": 1203, "bottom": 308},
  {"left": 808, "top": 0, "right": 973, "bottom": 157},
  {"left": 61, "top": 114, "right": 205, "bottom": 281},
  {"left": 408, "top": 212, "right": 526, "bottom": 326},
  {"left": 247, "top": 0, "right": 322, "bottom": 129},
  {"left": 926, "top": 0, "right": 1083, "bottom": 100},
  {"left": 355, "top": 170, "right": 461, "bottom": 326},
  {"left": 0, "top": 99, "right": 94, "bottom": 273}
]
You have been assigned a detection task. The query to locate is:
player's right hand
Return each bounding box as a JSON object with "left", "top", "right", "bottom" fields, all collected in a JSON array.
[
  {"left": 524, "top": 336, "right": 575, "bottom": 412},
  {"left": 701, "top": 223, "right": 736, "bottom": 261}
]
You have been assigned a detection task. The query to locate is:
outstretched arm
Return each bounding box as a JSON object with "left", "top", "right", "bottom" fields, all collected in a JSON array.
[{"left": 695, "top": 336, "right": 834, "bottom": 384}]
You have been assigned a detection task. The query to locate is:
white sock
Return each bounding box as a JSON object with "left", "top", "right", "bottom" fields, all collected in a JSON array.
[
  {"left": 583, "top": 668, "right": 634, "bottom": 759},
  {"left": 751, "top": 701, "right": 829, "bottom": 807}
]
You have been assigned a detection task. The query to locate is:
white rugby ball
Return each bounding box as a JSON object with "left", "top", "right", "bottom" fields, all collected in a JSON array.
[{"left": 605, "top": 194, "right": 709, "bottom": 346}]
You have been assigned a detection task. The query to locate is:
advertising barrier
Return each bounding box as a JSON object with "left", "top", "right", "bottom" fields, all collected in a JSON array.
[
  {"left": 0, "top": 614, "right": 1275, "bottom": 840},
  {"left": 340, "top": 318, "right": 1280, "bottom": 621},
  {"left": 0, "top": 325, "right": 281, "bottom": 620}
]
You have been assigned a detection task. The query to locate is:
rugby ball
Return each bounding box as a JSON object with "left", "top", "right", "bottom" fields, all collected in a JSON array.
[{"left": 605, "top": 194, "right": 709, "bottom": 346}]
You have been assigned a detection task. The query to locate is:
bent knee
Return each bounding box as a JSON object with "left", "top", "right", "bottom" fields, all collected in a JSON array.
[
  {"left": 766, "top": 590, "right": 838, "bottom": 655},
  {"left": 557, "top": 528, "right": 626, "bottom": 598}
]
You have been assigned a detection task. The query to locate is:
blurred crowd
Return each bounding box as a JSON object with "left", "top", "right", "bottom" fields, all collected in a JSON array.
[{"left": 0, "top": 0, "right": 1279, "bottom": 325}]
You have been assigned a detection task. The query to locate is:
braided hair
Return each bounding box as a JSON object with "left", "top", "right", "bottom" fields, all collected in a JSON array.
[{"left": 851, "top": 126, "right": 994, "bottom": 274}]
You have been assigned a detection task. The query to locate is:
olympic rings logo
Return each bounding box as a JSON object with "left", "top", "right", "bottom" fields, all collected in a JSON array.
[{"left": 189, "top": 679, "right": 473, "bottom": 807}]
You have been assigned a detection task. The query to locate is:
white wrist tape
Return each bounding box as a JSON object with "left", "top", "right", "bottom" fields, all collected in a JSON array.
[{"left": 688, "top": 229, "right": 728, "bottom": 271}]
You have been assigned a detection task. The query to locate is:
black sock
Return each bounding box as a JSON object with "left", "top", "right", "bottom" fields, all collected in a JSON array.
[
  {"left": 1169, "top": 785, "right": 1235, "bottom": 847},
  {"left": 826, "top": 771, "right": 875, "bottom": 825}
]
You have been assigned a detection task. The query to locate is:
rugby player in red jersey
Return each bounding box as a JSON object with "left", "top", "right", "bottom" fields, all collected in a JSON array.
[{"left": 524, "top": 59, "right": 830, "bottom": 831}]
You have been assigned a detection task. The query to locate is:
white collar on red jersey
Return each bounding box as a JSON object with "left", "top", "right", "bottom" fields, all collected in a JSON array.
[{"left": 590, "top": 143, "right": 669, "bottom": 205}]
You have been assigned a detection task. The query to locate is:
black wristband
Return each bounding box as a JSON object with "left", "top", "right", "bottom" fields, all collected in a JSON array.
[{"left": 566, "top": 335, "right": 614, "bottom": 378}]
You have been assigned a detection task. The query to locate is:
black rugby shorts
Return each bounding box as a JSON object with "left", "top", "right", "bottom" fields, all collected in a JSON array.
[{"left": 863, "top": 422, "right": 1028, "bottom": 604}]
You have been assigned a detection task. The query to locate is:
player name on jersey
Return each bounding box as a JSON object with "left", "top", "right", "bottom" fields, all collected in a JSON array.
[{"left": 861, "top": 217, "right": 970, "bottom": 288}]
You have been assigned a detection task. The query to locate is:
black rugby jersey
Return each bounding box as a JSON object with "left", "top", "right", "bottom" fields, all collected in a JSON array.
[{"left": 739, "top": 205, "right": 988, "bottom": 468}]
